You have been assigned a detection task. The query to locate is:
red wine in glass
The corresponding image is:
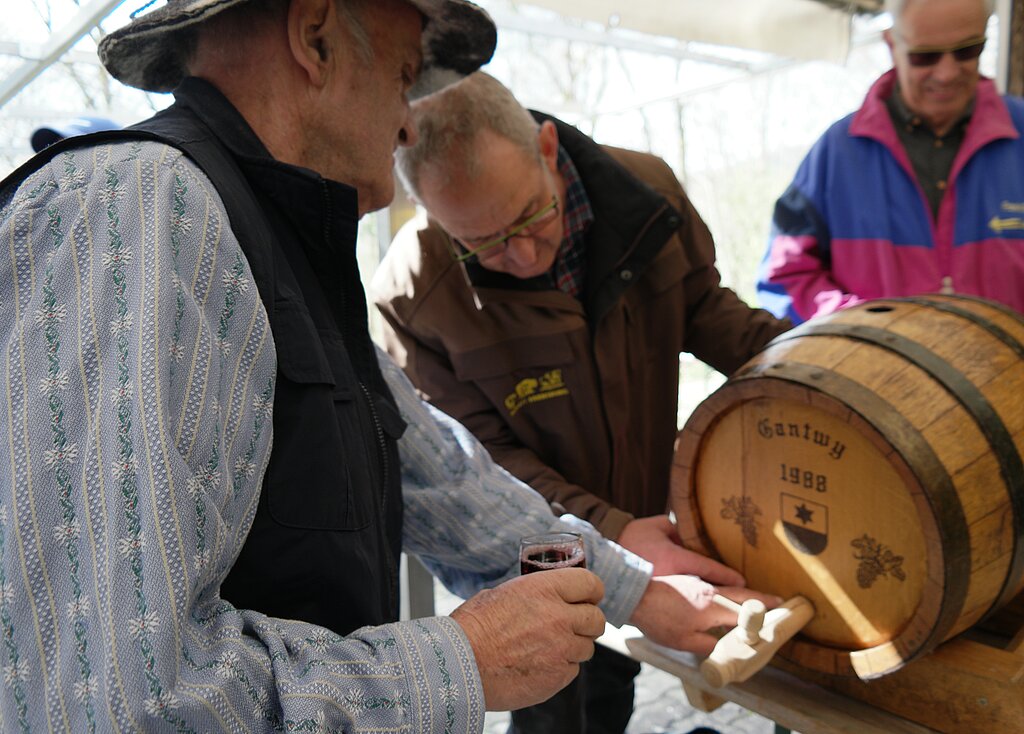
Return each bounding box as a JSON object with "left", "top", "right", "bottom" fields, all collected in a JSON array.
[{"left": 520, "top": 532, "right": 586, "bottom": 574}]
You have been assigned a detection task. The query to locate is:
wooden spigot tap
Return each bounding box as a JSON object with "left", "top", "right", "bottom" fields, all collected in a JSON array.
[{"left": 700, "top": 594, "right": 815, "bottom": 688}]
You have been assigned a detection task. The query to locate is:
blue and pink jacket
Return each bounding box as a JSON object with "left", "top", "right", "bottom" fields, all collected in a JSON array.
[{"left": 757, "top": 70, "right": 1024, "bottom": 322}]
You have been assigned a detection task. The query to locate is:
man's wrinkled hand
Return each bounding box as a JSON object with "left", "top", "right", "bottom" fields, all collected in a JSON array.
[
  {"left": 617, "top": 515, "right": 745, "bottom": 586},
  {"left": 628, "top": 574, "right": 782, "bottom": 657},
  {"left": 451, "top": 567, "right": 606, "bottom": 711}
]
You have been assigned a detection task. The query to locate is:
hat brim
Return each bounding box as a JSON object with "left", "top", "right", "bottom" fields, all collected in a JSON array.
[{"left": 98, "top": 0, "right": 496, "bottom": 95}]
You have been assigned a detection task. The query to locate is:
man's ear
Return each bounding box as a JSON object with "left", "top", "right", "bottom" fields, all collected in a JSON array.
[
  {"left": 288, "top": 0, "right": 337, "bottom": 87},
  {"left": 883, "top": 28, "right": 896, "bottom": 58},
  {"left": 537, "top": 120, "right": 559, "bottom": 173}
]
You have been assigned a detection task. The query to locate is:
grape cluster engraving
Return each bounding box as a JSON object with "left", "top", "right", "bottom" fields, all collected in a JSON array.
[
  {"left": 851, "top": 534, "right": 906, "bottom": 588},
  {"left": 721, "top": 496, "right": 762, "bottom": 548}
]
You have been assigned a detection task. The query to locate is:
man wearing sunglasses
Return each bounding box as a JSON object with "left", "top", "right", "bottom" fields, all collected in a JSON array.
[
  {"left": 373, "top": 71, "right": 790, "bottom": 734},
  {"left": 756, "top": 0, "right": 1024, "bottom": 323}
]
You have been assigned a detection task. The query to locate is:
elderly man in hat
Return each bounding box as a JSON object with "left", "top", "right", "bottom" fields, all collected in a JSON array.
[{"left": 0, "top": 0, "right": 775, "bottom": 730}]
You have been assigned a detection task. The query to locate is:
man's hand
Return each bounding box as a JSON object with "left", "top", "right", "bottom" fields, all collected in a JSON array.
[
  {"left": 451, "top": 567, "right": 606, "bottom": 711},
  {"left": 617, "top": 515, "right": 745, "bottom": 586},
  {"left": 628, "top": 575, "right": 782, "bottom": 656}
]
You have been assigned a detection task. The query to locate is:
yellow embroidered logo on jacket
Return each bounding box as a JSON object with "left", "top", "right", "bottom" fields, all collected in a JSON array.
[
  {"left": 504, "top": 369, "right": 569, "bottom": 416},
  {"left": 990, "top": 202, "right": 1024, "bottom": 233}
]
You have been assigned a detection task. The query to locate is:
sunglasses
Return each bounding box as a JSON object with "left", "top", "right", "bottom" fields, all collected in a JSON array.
[{"left": 904, "top": 36, "right": 986, "bottom": 67}]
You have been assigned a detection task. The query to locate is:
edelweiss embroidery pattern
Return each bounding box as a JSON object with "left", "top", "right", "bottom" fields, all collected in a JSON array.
[
  {"left": 42, "top": 186, "right": 98, "bottom": 730},
  {"left": 417, "top": 620, "right": 457, "bottom": 734},
  {"left": 102, "top": 161, "right": 192, "bottom": 729},
  {"left": 168, "top": 170, "right": 191, "bottom": 376},
  {"left": 0, "top": 505, "right": 28, "bottom": 733}
]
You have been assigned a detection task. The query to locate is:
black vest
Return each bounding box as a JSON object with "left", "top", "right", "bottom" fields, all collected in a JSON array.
[{"left": 2, "top": 78, "right": 406, "bottom": 635}]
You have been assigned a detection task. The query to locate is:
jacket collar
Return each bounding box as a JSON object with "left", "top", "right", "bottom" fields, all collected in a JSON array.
[
  {"left": 543, "top": 113, "right": 670, "bottom": 271},
  {"left": 172, "top": 76, "right": 274, "bottom": 160},
  {"left": 850, "top": 70, "right": 1018, "bottom": 181},
  {"left": 171, "top": 77, "right": 360, "bottom": 261},
  {"left": 465, "top": 112, "right": 675, "bottom": 315}
]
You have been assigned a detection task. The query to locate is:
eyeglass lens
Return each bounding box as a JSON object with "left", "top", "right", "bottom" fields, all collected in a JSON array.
[
  {"left": 458, "top": 197, "right": 559, "bottom": 262},
  {"left": 907, "top": 40, "right": 985, "bottom": 67}
]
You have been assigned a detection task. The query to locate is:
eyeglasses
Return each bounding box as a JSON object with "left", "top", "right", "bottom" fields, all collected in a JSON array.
[
  {"left": 447, "top": 196, "right": 560, "bottom": 264},
  {"left": 903, "top": 36, "right": 986, "bottom": 67}
]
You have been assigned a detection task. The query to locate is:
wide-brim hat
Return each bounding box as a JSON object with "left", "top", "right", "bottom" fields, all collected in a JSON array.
[{"left": 98, "top": 0, "right": 496, "bottom": 97}]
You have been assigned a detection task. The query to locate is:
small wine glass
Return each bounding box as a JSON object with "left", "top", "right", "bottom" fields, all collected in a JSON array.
[{"left": 519, "top": 532, "right": 586, "bottom": 575}]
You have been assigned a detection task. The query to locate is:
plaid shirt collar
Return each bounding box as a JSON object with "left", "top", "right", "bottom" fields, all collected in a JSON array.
[{"left": 551, "top": 146, "right": 593, "bottom": 297}]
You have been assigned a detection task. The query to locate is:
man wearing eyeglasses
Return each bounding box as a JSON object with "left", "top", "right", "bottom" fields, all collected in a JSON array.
[
  {"left": 756, "top": 0, "right": 1024, "bottom": 323},
  {"left": 372, "top": 71, "right": 790, "bottom": 734}
]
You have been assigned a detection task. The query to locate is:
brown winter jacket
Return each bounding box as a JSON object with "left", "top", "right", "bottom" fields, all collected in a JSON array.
[{"left": 373, "top": 115, "right": 790, "bottom": 540}]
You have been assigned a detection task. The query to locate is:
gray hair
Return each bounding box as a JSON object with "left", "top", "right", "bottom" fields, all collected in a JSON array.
[
  {"left": 335, "top": 0, "right": 373, "bottom": 62},
  {"left": 886, "top": 0, "right": 995, "bottom": 33},
  {"left": 396, "top": 72, "right": 540, "bottom": 200}
]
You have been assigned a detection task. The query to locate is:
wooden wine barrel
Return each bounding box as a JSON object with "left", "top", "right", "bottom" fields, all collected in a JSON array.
[{"left": 671, "top": 294, "right": 1024, "bottom": 679}]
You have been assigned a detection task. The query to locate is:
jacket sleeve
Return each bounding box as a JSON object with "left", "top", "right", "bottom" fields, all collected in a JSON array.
[
  {"left": 669, "top": 187, "right": 792, "bottom": 376},
  {"left": 756, "top": 153, "right": 865, "bottom": 324},
  {"left": 0, "top": 145, "right": 485, "bottom": 733}
]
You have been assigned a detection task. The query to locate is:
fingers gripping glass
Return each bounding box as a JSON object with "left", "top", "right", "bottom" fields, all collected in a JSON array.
[
  {"left": 904, "top": 36, "right": 986, "bottom": 67},
  {"left": 447, "top": 196, "right": 560, "bottom": 263}
]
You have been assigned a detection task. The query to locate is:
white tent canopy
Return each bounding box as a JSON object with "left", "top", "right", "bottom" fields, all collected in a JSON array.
[
  {"left": 1, "top": 0, "right": 870, "bottom": 109},
  {"left": 0, "top": 0, "right": 888, "bottom": 171},
  {"left": 517, "top": 0, "right": 855, "bottom": 63}
]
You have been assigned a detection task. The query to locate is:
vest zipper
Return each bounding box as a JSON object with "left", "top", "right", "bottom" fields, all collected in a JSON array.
[
  {"left": 319, "top": 177, "right": 399, "bottom": 614},
  {"left": 358, "top": 380, "right": 390, "bottom": 511},
  {"left": 358, "top": 380, "right": 399, "bottom": 609}
]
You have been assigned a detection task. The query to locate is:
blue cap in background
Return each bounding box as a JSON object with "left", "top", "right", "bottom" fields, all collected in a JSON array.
[{"left": 30, "top": 115, "right": 121, "bottom": 153}]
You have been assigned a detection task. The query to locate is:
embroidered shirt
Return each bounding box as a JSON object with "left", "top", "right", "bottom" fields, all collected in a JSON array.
[
  {"left": 550, "top": 146, "right": 593, "bottom": 297},
  {"left": 0, "top": 141, "right": 651, "bottom": 732}
]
